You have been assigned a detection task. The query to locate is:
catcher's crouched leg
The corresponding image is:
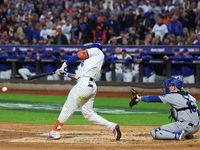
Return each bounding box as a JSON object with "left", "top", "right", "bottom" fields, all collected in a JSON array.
[{"left": 150, "top": 127, "right": 185, "bottom": 140}]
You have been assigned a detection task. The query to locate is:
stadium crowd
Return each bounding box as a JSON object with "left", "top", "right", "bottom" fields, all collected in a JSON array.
[{"left": 0, "top": 0, "right": 199, "bottom": 46}]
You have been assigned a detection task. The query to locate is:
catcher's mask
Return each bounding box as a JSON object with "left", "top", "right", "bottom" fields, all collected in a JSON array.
[
  {"left": 90, "top": 43, "right": 103, "bottom": 51},
  {"left": 162, "top": 77, "right": 183, "bottom": 94}
]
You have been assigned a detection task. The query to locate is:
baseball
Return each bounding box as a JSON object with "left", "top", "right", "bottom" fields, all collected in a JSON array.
[{"left": 2, "top": 87, "right": 7, "bottom": 92}]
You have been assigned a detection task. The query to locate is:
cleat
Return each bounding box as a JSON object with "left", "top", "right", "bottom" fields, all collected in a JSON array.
[
  {"left": 185, "top": 134, "right": 194, "bottom": 139},
  {"left": 178, "top": 130, "right": 185, "bottom": 141},
  {"left": 113, "top": 125, "right": 122, "bottom": 140},
  {"left": 47, "top": 131, "right": 60, "bottom": 140}
]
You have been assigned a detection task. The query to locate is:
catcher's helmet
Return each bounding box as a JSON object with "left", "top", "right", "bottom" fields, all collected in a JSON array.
[
  {"left": 162, "top": 77, "right": 183, "bottom": 94},
  {"left": 90, "top": 43, "right": 102, "bottom": 51}
]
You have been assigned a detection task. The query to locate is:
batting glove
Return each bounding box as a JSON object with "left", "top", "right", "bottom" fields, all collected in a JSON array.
[
  {"left": 60, "top": 62, "right": 68, "bottom": 72},
  {"left": 56, "top": 69, "right": 67, "bottom": 76}
]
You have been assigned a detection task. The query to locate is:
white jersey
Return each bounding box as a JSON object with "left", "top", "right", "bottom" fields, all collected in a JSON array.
[
  {"left": 61, "top": 24, "right": 72, "bottom": 40},
  {"left": 152, "top": 23, "right": 168, "bottom": 40},
  {"left": 40, "top": 29, "right": 49, "bottom": 40},
  {"left": 123, "top": 54, "right": 132, "bottom": 72},
  {"left": 75, "top": 48, "right": 104, "bottom": 80},
  {"left": 114, "top": 54, "right": 123, "bottom": 70},
  {"left": 159, "top": 92, "right": 199, "bottom": 125}
]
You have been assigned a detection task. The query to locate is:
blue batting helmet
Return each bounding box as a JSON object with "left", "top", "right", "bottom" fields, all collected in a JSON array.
[
  {"left": 90, "top": 43, "right": 102, "bottom": 51},
  {"left": 162, "top": 77, "right": 183, "bottom": 94}
]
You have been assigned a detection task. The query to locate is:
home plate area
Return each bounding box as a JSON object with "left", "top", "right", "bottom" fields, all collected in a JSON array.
[{"left": 10, "top": 131, "right": 152, "bottom": 144}]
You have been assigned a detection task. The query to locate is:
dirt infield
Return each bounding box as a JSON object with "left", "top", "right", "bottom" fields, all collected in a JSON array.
[{"left": 1, "top": 89, "right": 200, "bottom": 150}]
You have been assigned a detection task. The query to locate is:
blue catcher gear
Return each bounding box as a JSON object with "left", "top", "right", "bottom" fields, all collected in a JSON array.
[
  {"left": 90, "top": 43, "right": 103, "bottom": 51},
  {"left": 162, "top": 77, "right": 183, "bottom": 94}
]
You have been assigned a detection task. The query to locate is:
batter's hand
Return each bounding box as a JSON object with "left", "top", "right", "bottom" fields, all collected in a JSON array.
[
  {"left": 56, "top": 69, "right": 67, "bottom": 76},
  {"left": 60, "top": 62, "right": 68, "bottom": 72}
]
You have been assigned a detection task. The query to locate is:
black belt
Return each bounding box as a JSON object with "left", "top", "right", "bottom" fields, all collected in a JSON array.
[{"left": 89, "top": 78, "right": 94, "bottom": 81}]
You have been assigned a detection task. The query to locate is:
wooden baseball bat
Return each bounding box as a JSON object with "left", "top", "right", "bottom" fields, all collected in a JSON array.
[{"left": 27, "top": 72, "right": 55, "bottom": 80}]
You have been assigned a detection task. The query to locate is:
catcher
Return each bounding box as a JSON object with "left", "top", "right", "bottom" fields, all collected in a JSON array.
[{"left": 129, "top": 77, "right": 200, "bottom": 140}]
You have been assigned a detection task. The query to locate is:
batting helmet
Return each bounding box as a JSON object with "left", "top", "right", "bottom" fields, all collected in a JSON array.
[
  {"left": 162, "top": 77, "right": 183, "bottom": 94},
  {"left": 90, "top": 43, "right": 102, "bottom": 51}
]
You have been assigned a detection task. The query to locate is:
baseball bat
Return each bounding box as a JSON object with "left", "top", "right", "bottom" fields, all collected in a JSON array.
[{"left": 27, "top": 72, "right": 55, "bottom": 80}]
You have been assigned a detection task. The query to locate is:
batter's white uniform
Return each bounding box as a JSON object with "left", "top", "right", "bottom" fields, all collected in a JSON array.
[{"left": 50, "top": 47, "right": 118, "bottom": 137}]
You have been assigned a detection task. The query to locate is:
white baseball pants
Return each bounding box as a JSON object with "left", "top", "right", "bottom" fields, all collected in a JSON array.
[
  {"left": 57, "top": 77, "right": 116, "bottom": 131},
  {"left": 0, "top": 70, "right": 11, "bottom": 79},
  {"left": 18, "top": 68, "right": 36, "bottom": 80}
]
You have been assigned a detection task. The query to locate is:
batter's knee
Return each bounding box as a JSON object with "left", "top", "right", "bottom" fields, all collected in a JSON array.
[{"left": 81, "top": 109, "right": 94, "bottom": 120}]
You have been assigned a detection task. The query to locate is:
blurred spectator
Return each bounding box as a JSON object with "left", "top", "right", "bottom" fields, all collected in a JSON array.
[
  {"left": 106, "top": 27, "right": 117, "bottom": 43},
  {"left": 178, "top": 9, "right": 192, "bottom": 31},
  {"left": 11, "top": 32, "right": 23, "bottom": 45},
  {"left": 53, "top": 27, "right": 68, "bottom": 45},
  {"left": 18, "top": 49, "right": 36, "bottom": 80},
  {"left": 146, "top": 11, "right": 156, "bottom": 27},
  {"left": 0, "top": 47, "right": 11, "bottom": 79},
  {"left": 85, "top": 12, "right": 96, "bottom": 43},
  {"left": 126, "top": 8, "right": 136, "bottom": 28},
  {"left": 138, "top": 0, "right": 148, "bottom": 13},
  {"left": 14, "top": 21, "right": 25, "bottom": 41},
  {"left": 109, "top": 36, "right": 120, "bottom": 46},
  {"left": 110, "top": 2, "right": 120, "bottom": 20},
  {"left": 78, "top": 17, "right": 87, "bottom": 44},
  {"left": 194, "top": 33, "right": 200, "bottom": 45},
  {"left": 168, "top": 15, "right": 183, "bottom": 36},
  {"left": 32, "top": 23, "right": 41, "bottom": 44},
  {"left": 1, "top": 31, "right": 10, "bottom": 44},
  {"left": 148, "top": 1, "right": 162, "bottom": 20},
  {"left": 23, "top": 37, "right": 30, "bottom": 45},
  {"left": 136, "top": 8, "right": 147, "bottom": 26},
  {"left": 164, "top": 0, "right": 175, "bottom": 12},
  {"left": 108, "top": 14, "right": 119, "bottom": 35},
  {"left": 136, "top": 19, "right": 146, "bottom": 41},
  {"left": 152, "top": 16, "right": 168, "bottom": 41},
  {"left": 40, "top": 24, "right": 49, "bottom": 40},
  {"left": 71, "top": 19, "right": 82, "bottom": 44},
  {"left": 93, "top": 26, "right": 107, "bottom": 44},
  {"left": 0, "top": 18, "right": 8, "bottom": 33},
  {"left": 117, "top": 8, "right": 127, "bottom": 31},
  {"left": 162, "top": 11, "right": 171, "bottom": 25},
  {"left": 135, "top": 50, "right": 155, "bottom": 83},
  {"left": 62, "top": 18, "right": 72, "bottom": 44}
]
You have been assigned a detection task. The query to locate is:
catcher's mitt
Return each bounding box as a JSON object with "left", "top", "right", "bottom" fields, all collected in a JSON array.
[{"left": 129, "top": 88, "right": 139, "bottom": 108}]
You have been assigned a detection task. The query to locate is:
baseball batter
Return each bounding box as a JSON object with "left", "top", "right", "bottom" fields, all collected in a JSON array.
[
  {"left": 47, "top": 43, "right": 121, "bottom": 140},
  {"left": 136, "top": 77, "right": 200, "bottom": 140}
]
